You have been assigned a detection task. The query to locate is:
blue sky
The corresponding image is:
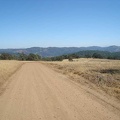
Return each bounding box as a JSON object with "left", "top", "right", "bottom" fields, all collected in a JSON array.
[{"left": 0, "top": 0, "right": 120, "bottom": 48}]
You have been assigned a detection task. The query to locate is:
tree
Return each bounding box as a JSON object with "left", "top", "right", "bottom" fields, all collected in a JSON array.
[
  {"left": 0, "top": 53, "right": 13, "bottom": 60},
  {"left": 92, "top": 53, "right": 103, "bottom": 59},
  {"left": 27, "top": 53, "right": 41, "bottom": 61},
  {"left": 68, "top": 56, "right": 73, "bottom": 61},
  {"left": 35, "top": 54, "right": 41, "bottom": 60},
  {"left": 18, "top": 53, "right": 27, "bottom": 61}
]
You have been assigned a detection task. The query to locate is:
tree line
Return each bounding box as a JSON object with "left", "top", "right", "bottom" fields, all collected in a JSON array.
[
  {"left": 0, "top": 53, "right": 41, "bottom": 61},
  {"left": 43, "top": 50, "right": 120, "bottom": 61},
  {"left": 0, "top": 50, "right": 120, "bottom": 61}
]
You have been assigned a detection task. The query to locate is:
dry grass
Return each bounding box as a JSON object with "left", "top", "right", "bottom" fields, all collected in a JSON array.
[
  {"left": 44, "top": 58, "right": 120, "bottom": 100},
  {"left": 0, "top": 60, "right": 23, "bottom": 90}
]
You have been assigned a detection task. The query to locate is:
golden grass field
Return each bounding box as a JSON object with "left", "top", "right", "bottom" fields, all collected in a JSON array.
[
  {"left": 0, "top": 60, "right": 23, "bottom": 94},
  {"left": 45, "top": 58, "right": 120, "bottom": 100}
]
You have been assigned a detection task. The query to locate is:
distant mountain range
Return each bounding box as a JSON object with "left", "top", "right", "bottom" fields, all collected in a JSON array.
[{"left": 0, "top": 46, "right": 120, "bottom": 57}]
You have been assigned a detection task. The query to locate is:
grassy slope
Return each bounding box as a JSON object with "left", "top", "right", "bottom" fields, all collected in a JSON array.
[
  {"left": 0, "top": 60, "right": 23, "bottom": 94},
  {"left": 45, "top": 58, "right": 120, "bottom": 100}
]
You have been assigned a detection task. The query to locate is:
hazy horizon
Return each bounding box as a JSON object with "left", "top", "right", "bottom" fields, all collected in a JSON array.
[{"left": 0, "top": 45, "right": 119, "bottom": 49}]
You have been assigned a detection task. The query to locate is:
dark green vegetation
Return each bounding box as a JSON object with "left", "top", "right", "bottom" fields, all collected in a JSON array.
[
  {"left": 0, "top": 46, "right": 120, "bottom": 57},
  {"left": 44, "top": 50, "right": 120, "bottom": 61},
  {"left": 0, "top": 50, "right": 120, "bottom": 61},
  {"left": 0, "top": 53, "right": 41, "bottom": 61}
]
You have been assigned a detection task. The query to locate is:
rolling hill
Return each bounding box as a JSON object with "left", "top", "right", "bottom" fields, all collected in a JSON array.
[{"left": 0, "top": 46, "right": 120, "bottom": 57}]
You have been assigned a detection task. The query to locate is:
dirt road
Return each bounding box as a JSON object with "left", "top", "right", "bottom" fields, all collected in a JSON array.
[{"left": 0, "top": 62, "right": 119, "bottom": 120}]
